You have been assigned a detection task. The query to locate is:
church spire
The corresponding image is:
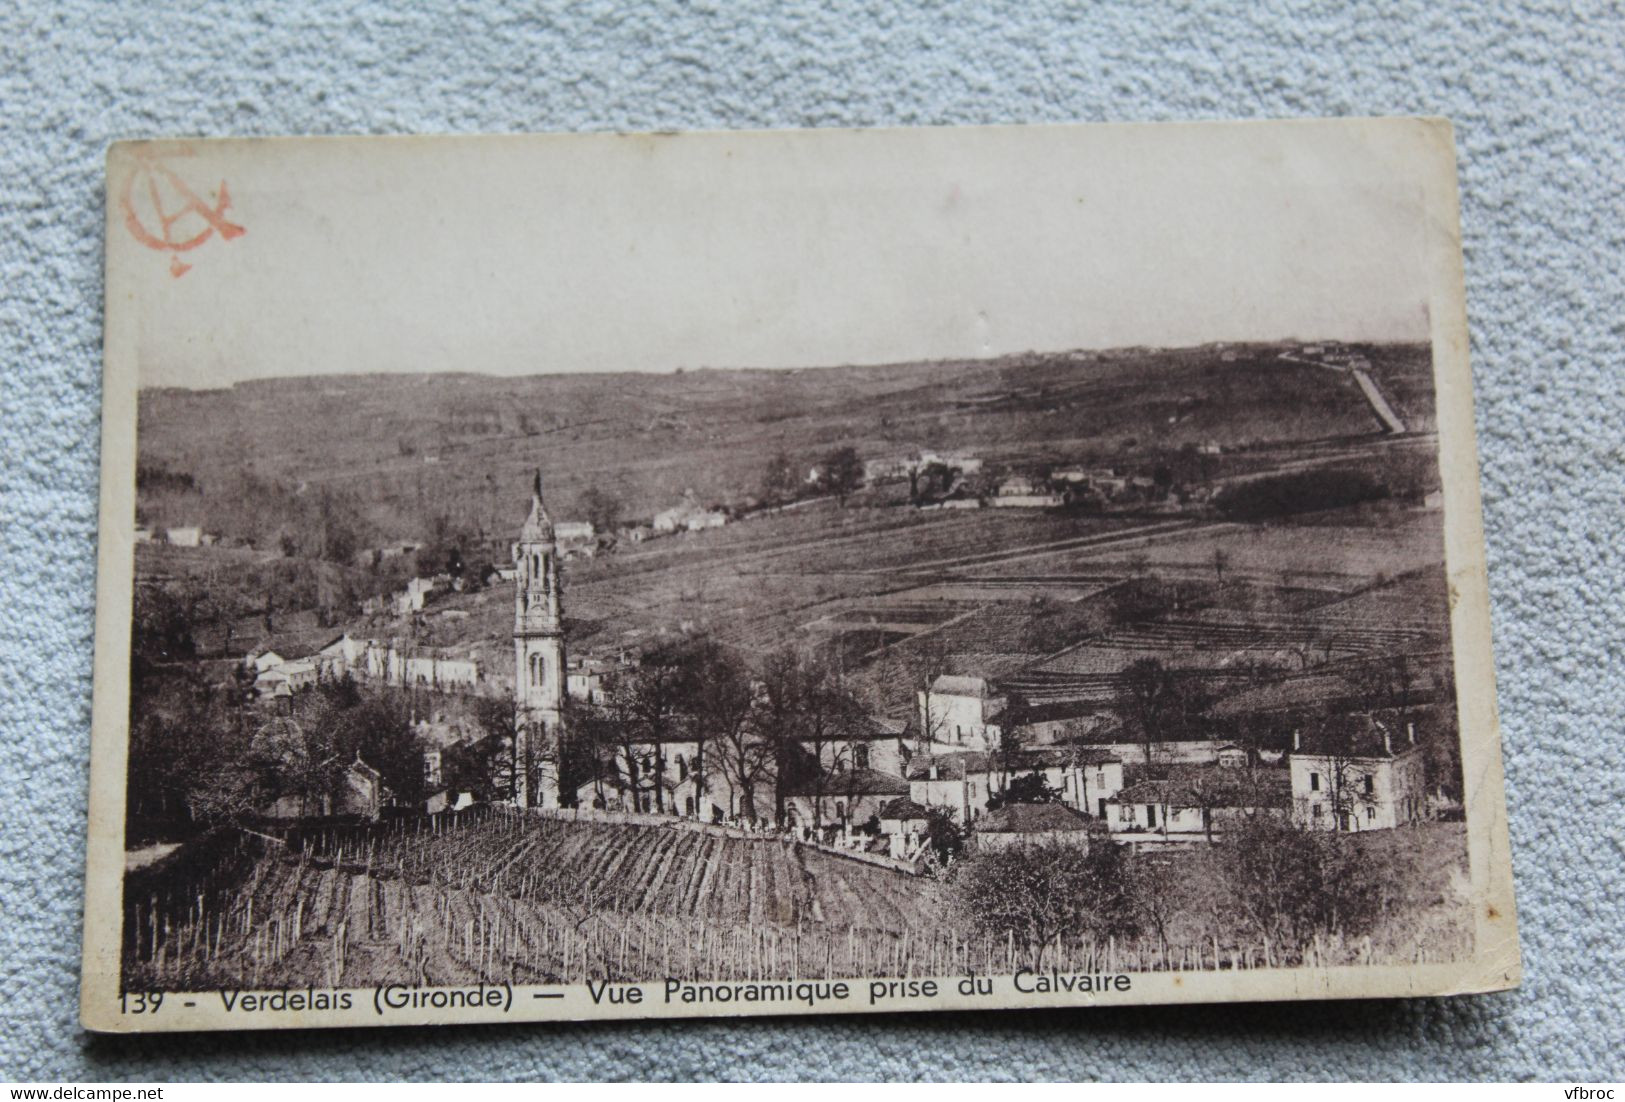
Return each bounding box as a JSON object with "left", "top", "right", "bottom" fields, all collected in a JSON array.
[{"left": 520, "top": 467, "right": 553, "bottom": 543}]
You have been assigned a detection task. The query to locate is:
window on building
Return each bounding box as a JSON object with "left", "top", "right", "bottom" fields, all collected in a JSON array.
[
  {"left": 836, "top": 801, "right": 846, "bottom": 820},
  {"left": 1096, "top": 770, "right": 1105, "bottom": 787},
  {"left": 1311, "top": 802, "right": 1322, "bottom": 818},
  {"left": 1363, "top": 774, "right": 1375, "bottom": 796},
  {"left": 855, "top": 745, "right": 870, "bottom": 769},
  {"left": 1310, "top": 772, "right": 1321, "bottom": 791}
]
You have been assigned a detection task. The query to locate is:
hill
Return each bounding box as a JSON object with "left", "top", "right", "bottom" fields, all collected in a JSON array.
[{"left": 134, "top": 341, "right": 1432, "bottom": 546}]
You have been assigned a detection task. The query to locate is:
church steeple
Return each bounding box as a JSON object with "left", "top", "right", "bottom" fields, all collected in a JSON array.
[
  {"left": 519, "top": 469, "right": 554, "bottom": 544},
  {"left": 512, "top": 469, "right": 565, "bottom": 809}
]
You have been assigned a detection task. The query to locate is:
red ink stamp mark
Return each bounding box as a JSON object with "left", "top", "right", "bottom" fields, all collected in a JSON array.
[{"left": 119, "top": 148, "right": 245, "bottom": 278}]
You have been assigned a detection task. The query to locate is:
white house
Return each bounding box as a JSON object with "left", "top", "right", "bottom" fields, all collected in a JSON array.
[
  {"left": 906, "top": 752, "right": 996, "bottom": 825},
  {"left": 395, "top": 576, "right": 437, "bottom": 615},
  {"left": 1038, "top": 747, "right": 1126, "bottom": 819},
  {"left": 800, "top": 715, "right": 909, "bottom": 776},
  {"left": 877, "top": 796, "right": 932, "bottom": 838},
  {"left": 1290, "top": 714, "right": 1428, "bottom": 832},
  {"left": 653, "top": 494, "right": 726, "bottom": 534},
  {"left": 685, "top": 510, "right": 727, "bottom": 531},
  {"left": 246, "top": 649, "right": 286, "bottom": 676},
  {"left": 1108, "top": 766, "right": 1292, "bottom": 841},
  {"left": 918, "top": 674, "right": 1006, "bottom": 751},
  {"left": 314, "top": 633, "right": 367, "bottom": 680},
  {"left": 992, "top": 476, "right": 1066, "bottom": 508},
  {"left": 785, "top": 768, "right": 910, "bottom": 832},
  {"left": 165, "top": 525, "right": 203, "bottom": 547}
]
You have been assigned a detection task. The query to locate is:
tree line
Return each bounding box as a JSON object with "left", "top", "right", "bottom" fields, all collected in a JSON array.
[
  {"left": 562, "top": 635, "right": 880, "bottom": 829},
  {"left": 955, "top": 811, "right": 1416, "bottom": 970}
]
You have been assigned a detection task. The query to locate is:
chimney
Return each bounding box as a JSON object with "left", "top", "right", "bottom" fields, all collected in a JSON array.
[
  {"left": 1408, "top": 722, "right": 1416, "bottom": 745},
  {"left": 928, "top": 762, "right": 939, "bottom": 781},
  {"left": 1292, "top": 729, "right": 1300, "bottom": 751}
]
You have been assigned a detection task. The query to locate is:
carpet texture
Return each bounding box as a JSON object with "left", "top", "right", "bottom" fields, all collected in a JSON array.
[{"left": 2, "top": 0, "right": 1620, "bottom": 1082}]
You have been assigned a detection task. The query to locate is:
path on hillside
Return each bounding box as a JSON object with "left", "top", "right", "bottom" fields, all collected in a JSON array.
[
  {"left": 1277, "top": 352, "right": 1407, "bottom": 434},
  {"left": 1349, "top": 368, "right": 1407, "bottom": 433}
]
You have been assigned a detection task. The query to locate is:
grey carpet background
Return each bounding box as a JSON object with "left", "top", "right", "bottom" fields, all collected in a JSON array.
[{"left": 2, "top": 0, "right": 1621, "bottom": 1082}]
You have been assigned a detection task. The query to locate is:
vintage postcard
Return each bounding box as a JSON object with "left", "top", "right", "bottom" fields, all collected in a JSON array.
[{"left": 82, "top": 118, "right": 1518, "bottom": 1032}]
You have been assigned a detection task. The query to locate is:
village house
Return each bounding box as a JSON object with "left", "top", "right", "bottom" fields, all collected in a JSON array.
[
  {"left": 395, "top": 576, "right": 437, "bottom": 615},
  {"left": 1290, "top": 714, "right": 1428, "bottom": 832},
  {"left": 863, "top": 456, "right": 913, "bottom": 483},
  {"left": 245, "top": 648, "right": 286, "bottom": 676},
  {"left": 877, "top": 796, "right": 932, "bottom": 838},
  {"left": 165, "top": 525, "right": 203, "bottom": 547},
  {"left": 314, "top": 633, "right": 368, "bottom": 680},
  {"left": 554, "top": 521, "right": 597, "bottom": 557},
  {"left": 800, "top": 715, "right": 910, "bottom": 776},
  {"left": 339, "top": 753, "right": 389, "bottom": 820},
  {"left": 786, "top": 768, "right": 910, "bottom": 832},
  {"left": 921, "top": 449, "right": 983, "bottom": 475},
  {"left": 652, "top": 493, "right": 728, "bottom": 534},
  {"left": 905, "top": 752, "right": 996, "bottom": 825},
  {"left": 357, "top": 640, "right": 480, "bottom": 692},
  {"left": 991, "top": 475, "right": 1067, "bottom": 508},
  {"left": 565, "top": 657, "right": 615, "bottom": 704},
  {"left": 1108, "top": 764, "right": 1292, "bottom": 842},
  {"left": 1003, "top": 699, "right": 1115, "bottom": 744},
  {"left": 1008, "top": 746, "right": 1126, "bottom": 819},
  {"left": 918, "top": 674, "right": 1006, "bottom": 751},
  {"left": 261, "top": 753, "right": 391, "bottom": 820},
  {"left": 973, "top": 803, "right": 1096, "bottom": 852}
]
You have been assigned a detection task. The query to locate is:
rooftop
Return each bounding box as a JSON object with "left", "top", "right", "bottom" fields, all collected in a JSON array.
[
  {"left": 878, "top": 797, "right": 933, "bottom": 821},
  {"left": 977, "top": 803, "right": 1093, "bottom": 834},
  {"left": 905, "top": 752, "right": 995, "bottom": 781},
  {"left": 785, "top": 768, "right": 909, "bottom": 798},
  {"left": 1116, "top": 766, "right": 1292, "bottom": 809},
  {"left": 1296, "top": 713, "right": 1419, "bottom": 759},
  {"left": 928, "top": 674, "right": 998, "bottom": 698}
]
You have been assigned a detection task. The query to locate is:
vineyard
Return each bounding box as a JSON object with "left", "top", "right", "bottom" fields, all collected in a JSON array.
[
  {"left": 122, "top": 812, "right": 1471, "bottom": 993},
  {"left": 123, "top": 811, "right": 944, "bottom": 990}
]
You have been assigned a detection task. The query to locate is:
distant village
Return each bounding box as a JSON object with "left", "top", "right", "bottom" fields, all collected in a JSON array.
[{"left": 227, "top": 459, "right": 1442, "bottom": 870}]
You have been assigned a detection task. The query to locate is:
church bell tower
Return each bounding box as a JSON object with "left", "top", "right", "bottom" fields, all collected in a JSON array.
[{"left": 512, "top": 470, "right": 565, "bottom": 808}]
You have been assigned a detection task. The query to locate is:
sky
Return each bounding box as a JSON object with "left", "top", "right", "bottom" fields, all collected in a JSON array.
[{"left": 109, "top": 120, "right": 1444, "bottom": 390}]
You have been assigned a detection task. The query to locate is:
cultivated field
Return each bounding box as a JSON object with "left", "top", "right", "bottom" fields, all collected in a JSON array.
[
  {"left": 123, "top": 813, "right": 1471, "bottom": 991},
  {"left": 1013, "top": 508, "right": 1446, "bottom": 590}
]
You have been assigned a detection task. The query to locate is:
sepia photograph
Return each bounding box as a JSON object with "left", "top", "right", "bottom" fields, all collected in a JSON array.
[{"left": 82, "top": 119, "right": 1517, "bottom": 1031}]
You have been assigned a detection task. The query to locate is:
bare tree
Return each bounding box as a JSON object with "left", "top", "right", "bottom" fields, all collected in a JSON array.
[
  {"left": 1121, "top": 657, "right": 1175, "bottom": 765},
  {"left": 616, "top": 642, "right": 693, "bottom": 813},
  {"left": 687, "top": 639, "right": 755, "bottom": 821},
  {"left": 795, "top": 655, "right": 865, "bottom": 830},
  {"left": 757, "top": 645, "right": 808, "bottom": 826},
  {"left": 957, "top": 841, "right": 1138, "bottom": 970}
]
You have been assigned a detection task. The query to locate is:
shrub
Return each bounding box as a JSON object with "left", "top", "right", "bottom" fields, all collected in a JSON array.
[{"left": 1214, "top": 468, "right": 1386, "bottom": 522}]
